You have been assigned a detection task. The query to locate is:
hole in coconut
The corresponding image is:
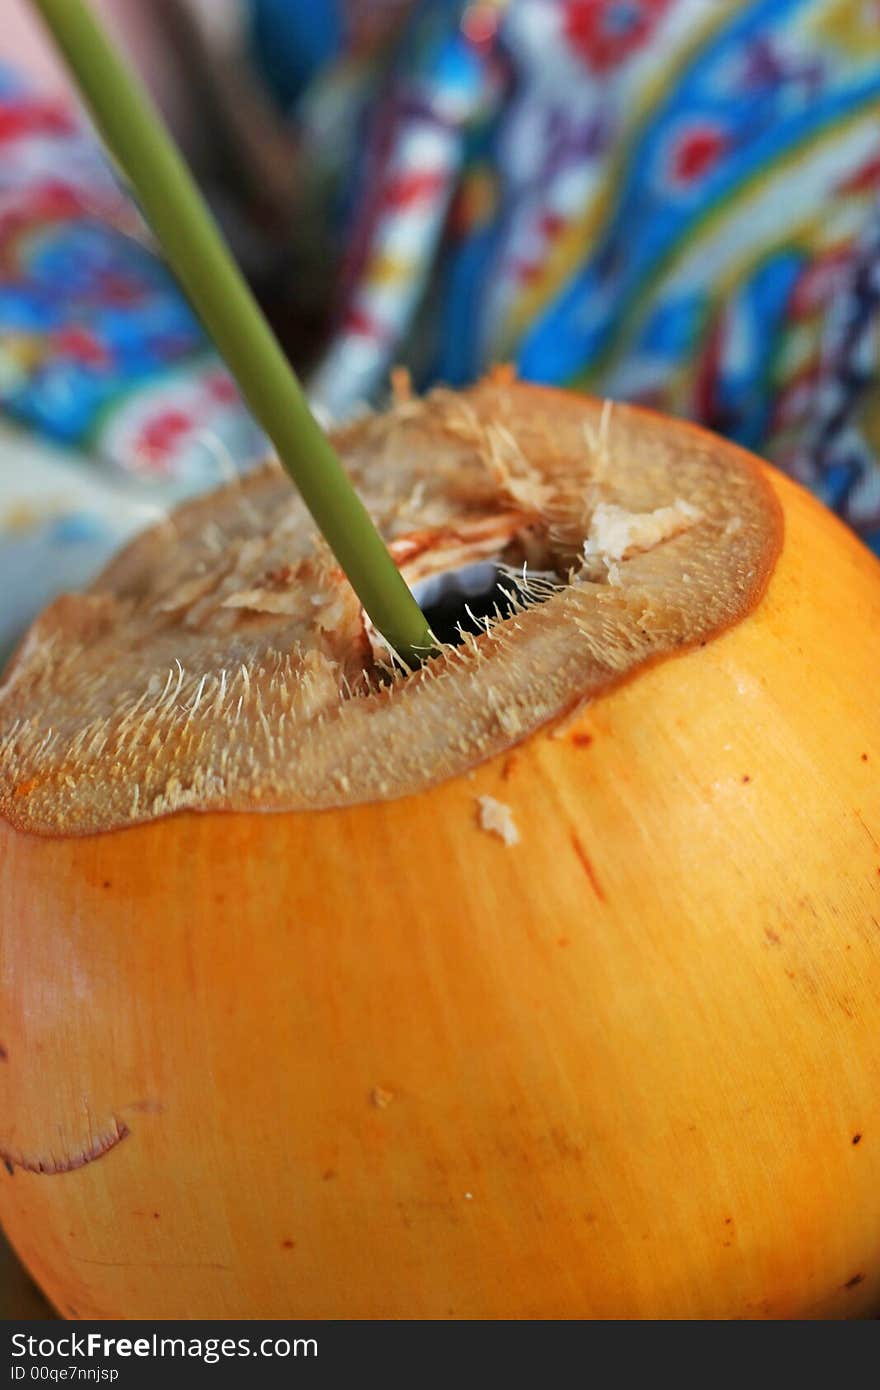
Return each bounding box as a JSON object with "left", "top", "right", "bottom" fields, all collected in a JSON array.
[{"left": 412, "top": 561, "right": 558, "bottom": 646}]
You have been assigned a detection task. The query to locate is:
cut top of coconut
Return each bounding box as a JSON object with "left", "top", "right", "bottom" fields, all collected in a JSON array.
[{"left": 0, "top": 377, "right": 781, "bottom": 835}]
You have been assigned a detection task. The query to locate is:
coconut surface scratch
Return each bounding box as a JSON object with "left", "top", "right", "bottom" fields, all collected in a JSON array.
[
  {"left": 0, "top": 377, "right": 781, "bottom": 835},
  {"left": 0, "top": 1117, "right": 130, "bottom": 1176}
]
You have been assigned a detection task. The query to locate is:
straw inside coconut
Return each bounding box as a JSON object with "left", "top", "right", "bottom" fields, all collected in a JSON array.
[{"left": 29, "top": 0, "right": 435, "bottom": 667}]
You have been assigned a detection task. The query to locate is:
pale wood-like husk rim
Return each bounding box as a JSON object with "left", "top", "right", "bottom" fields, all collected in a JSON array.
[{"left": 0, "top": 380, "right": 781, "bottom": 835}]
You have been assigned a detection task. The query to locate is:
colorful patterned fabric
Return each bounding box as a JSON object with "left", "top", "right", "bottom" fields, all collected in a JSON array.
[
  {"left": 0, "top": 64, "right": 265, "bottom": 490},
  {"left": 305, "top": 0, "right": 880, "bottom": 550},
  {"left": 0, "top": 0, "right": 879, "bottom": 577}
]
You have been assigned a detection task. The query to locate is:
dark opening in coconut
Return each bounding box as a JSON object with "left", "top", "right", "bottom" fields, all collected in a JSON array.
[{"left": 413, "top": 563, "right": 559, "bottom": 646}]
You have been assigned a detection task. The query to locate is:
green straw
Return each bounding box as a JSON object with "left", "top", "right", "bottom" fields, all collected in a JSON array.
[{"left": 30, "top": 0, "right": 435, "bottom": 666}]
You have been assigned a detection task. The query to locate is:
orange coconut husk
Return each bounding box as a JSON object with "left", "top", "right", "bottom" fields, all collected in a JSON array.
[
  {"left": 0, "top": 1232, "right": 53, "bottom": 1319},
  {"left": 0, "top": 378, "right": 878, "bottom": 1320}
]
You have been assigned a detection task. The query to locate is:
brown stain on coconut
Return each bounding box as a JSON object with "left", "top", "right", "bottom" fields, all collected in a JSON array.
[{"left": 569, "top": 833, "right": 606, "bottom": 903}]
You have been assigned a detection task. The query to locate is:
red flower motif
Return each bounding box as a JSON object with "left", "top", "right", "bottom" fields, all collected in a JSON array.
[
  {"left": 540, "top": 211, "right": 567, "bottom": 238},
  {"left": 789, "top": 248, "right": 849, "bottom": 320},
  {"left": 837, "top": 152, "right": 880, "bottom": 197},
  {"left": 381, "top": 170, "right": 447, "bottom": 211},
  {"left": 461, "top": 3, "right": 502, "bottom": 48},
  {"left": 671, "top": 126, "right": 728, "bottom": 184},
  {"left": 51, "top": 327, "right": 111, "bottom": 370},
  {"left": 98, "top": 272, "right": 144, "bottom": 308},
  {"left": 204, "top": 371, "right": 239, "bottom": 405},
  {"left": 564, "top": 0, "right": 672, "bottom": 73},
  {"left": 0, "top": 99, "right": 74, "bottom": 144},
  {"left": 343, "top": 305, "right": 387, "bottom": 343},
  {"left": 135, "top": 409, "right": 194, "bottom": 470}
]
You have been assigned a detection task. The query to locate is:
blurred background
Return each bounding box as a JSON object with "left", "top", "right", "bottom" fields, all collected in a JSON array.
[
  {"left": 1, "top": 0, "right": 879, "bottom": 655},
  {"left": 1, "top": 0, "right": 880, "bottom": 1317}
]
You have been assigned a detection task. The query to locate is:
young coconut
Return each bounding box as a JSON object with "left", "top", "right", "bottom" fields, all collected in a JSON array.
[{"left": 0, "top": 377, "right": 878, "bottom": 1320}]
